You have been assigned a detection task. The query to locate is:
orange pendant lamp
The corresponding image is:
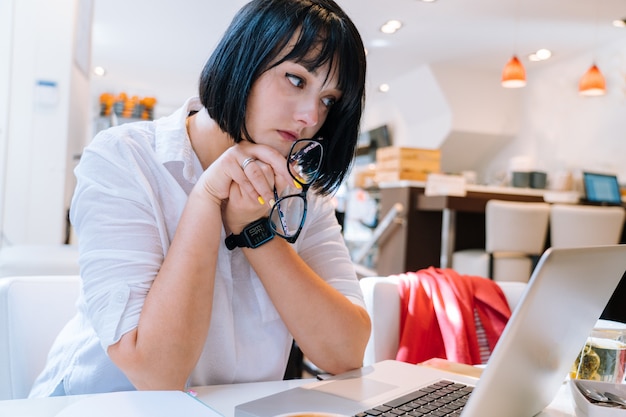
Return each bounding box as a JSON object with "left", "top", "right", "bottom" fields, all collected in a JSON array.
[
  {"left": 579, "top": 64, "right": 606, "bottom": 96},
  {"left": 501, "top": 55, "right": 526, "bottom": 88}
]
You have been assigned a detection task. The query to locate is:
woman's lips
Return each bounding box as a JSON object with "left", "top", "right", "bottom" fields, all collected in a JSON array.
[{"left": 278, "top": 130, "right": 298, "bottom": 142}]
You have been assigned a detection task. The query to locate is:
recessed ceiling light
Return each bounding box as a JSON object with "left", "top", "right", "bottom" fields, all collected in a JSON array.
[
  {"left": 93, "top": 66, "right": 107, "bottom": 77},
  {"left": 420, "top": 0, "right": 437, "bottom": 2},
  {"left": 380, "top": 20, "right": 402, "bottom": 34},
  {"left": 613, "top": 19, "right": 626, "bottom": 28},
  {"left": 528, "top": 48, "right": 552, "bottom": 62},
  {"left": 378, "top": 83, "right": 390, "bottom": 93}
]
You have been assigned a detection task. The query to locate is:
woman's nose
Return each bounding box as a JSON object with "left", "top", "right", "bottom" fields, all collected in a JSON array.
[{"left": 294, "top": 100, "right": 319, "bottom": 127}]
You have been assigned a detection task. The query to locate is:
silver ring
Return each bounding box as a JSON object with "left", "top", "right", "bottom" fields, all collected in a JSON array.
[{"left": 241, "top": 157, "right": 256, "bottom": 170}]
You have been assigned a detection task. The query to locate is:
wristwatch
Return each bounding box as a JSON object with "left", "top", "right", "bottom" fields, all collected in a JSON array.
[{"left": 225, "top": 217, "right": 274, "bottom": 250}]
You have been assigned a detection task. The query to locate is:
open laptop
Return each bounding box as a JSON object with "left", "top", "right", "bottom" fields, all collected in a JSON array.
[
  {"left": 235, "top": 245, "right": 626, "bottom": 417},
  {"left": 582, "top": 171, "right": 623, "bottom": 206}
]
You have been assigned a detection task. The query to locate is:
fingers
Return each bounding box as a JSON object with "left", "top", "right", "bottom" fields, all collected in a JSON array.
[
  {"left": 240, "top": 157, "right": 275, "bottom": 207},
  {"left": 240, "top": 157, "right": 256, "bottom": 171},
  {"left": 224, "top": 152, "right": 281, "bottom": 233},
  {"left": 237, "top": 142, "right": 292, "bottom": 183},
  {"left": 200, "top": 142, "right": 294, "bottom": 229}
]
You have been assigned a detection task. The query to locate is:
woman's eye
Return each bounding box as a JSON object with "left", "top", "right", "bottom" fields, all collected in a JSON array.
[
  {"left": 322, "top": 97, "right": 336, "bottom": 109},
  {"left": 286, "top": 73, "right": 304, "bottom": 88}
]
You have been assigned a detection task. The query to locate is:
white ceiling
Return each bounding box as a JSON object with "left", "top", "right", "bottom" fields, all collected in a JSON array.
[{"left": 90, "top": 0, "right": 626, "bottom": 115}]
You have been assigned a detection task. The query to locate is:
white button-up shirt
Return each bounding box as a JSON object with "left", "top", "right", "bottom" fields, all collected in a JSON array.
[{"left": 29, "top": 97, "right": 365, "bottom": 397}]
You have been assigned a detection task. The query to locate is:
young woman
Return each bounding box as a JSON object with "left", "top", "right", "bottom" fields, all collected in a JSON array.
[{"left": 30, "top": 0, "right": 370, "bottom": 396}]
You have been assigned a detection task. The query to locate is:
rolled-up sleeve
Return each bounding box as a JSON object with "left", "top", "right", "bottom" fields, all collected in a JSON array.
[{"left": 70, "top": 128, "right": 185, "bottom": 351}]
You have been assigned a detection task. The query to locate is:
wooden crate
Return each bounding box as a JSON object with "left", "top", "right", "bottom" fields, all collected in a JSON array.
[
  {"left": 376, "top": 158, "right": 441, "bottom": 173},
  {"left": 374, "top": 146, "right": 441, "bottom": 184},
  {"left": 374, "top": 170, "right": 431, "bottom": 183},
  {"left": 376, "top": 146, "right": 441, "bottom": 163}
]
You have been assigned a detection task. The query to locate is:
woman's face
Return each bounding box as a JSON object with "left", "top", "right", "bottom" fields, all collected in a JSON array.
[{"left": 245, "top": 51, "right": 342, "bottom": 157}]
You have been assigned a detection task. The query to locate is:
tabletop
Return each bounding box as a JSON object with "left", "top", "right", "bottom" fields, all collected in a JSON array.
[{"left": 0, "top": 378, "right": 577, "bottom": 417}]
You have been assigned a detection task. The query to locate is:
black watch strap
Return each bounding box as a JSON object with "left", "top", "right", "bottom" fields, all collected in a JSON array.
[{"left": 225, "top": 217, "right": 274, "bottom": 250}]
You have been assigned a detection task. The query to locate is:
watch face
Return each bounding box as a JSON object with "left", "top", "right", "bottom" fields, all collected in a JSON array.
[{"left": 246, "top": 219, "right": 273, "bottom": 247}]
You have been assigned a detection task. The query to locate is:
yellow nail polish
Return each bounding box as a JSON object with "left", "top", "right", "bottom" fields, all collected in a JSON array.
[
  {"left": 293, "top": 179, "right": 302, "bottom": 189},
  {"left": 257, "top": 196, "right": 265, "bottom": 205},
  {"left": 269, "top": 198, "right": 276, "bottom": 207}
]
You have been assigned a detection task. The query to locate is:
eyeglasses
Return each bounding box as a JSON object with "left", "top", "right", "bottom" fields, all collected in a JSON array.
[{"left": 269, "top": 138, "right": 323, "bottom": 243}]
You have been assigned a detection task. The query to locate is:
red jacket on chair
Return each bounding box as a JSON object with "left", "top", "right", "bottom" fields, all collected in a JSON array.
[{"left": 395, "top": 267, "right": 511, "bottom": 365}]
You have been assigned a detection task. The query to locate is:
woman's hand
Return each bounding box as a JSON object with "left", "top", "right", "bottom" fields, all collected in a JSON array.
[{"left": 197, "top": 141, "right": 292, "bottom": 233}]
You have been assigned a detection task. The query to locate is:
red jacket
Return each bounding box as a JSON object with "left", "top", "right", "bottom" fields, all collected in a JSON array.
[{"left": 395, "top": 267, "right": 511, "bottom": 365}]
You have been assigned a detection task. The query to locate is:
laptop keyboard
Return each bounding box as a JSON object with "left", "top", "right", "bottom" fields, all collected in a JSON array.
[{"left": 354, "top": 380, "right": 473, "bottom": 417}]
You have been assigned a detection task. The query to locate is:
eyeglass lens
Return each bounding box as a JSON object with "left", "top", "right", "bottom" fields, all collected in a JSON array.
[
  {"left": 271, "top": 195, "right": 306, "bottom": 237},
  {"left": 269, "top": 139, "right": 323, "bottom": 241},
  {"left": 288, "top": 139, "right": 323, "bottom": 186}
]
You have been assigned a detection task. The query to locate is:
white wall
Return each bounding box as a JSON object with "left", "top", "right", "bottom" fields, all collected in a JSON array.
[
  {"left": 0, "top": 0, "right": 15, "bottom": 244},
  {"left": 433, "top": 65, "right": 522, "bottom": 181},
  {"left": 483, "top": 38, "right": 626, "bottom": 187},
  {"left": 360, "top": 62, "right": 523, "bottom": 183},
  {"left": 362, "top": 65, "right": 452, "bottom": 149},
  {"left": 433, "top": 65, "right": 524, "bottom": 137},
  {"left": 1, "top": 0, "right": 89, "bottom": 245}
]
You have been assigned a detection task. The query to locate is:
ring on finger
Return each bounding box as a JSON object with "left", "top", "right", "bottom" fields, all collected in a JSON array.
[{"left": 241, "top": 157, "right": 256, "bottom": 171}]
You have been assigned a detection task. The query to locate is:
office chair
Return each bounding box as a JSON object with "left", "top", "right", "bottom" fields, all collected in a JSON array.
[
  {"left": 359, "top": 275, "right": 527, "bottom": 366},
  {"left": 0, "top": 275, "right": 80, "bottom": 400},
  {"left": 549, "top": 204, "right": 625, "bottom": 249},
  {"left": 452, "top": 200, "right": 550, "bottom": 282}
]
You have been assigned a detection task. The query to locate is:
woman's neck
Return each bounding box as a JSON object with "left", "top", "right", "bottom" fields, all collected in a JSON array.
[{"left": 186, "top": 110, "right": 233, "bottom": 170}]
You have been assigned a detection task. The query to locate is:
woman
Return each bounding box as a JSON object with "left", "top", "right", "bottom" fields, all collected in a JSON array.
[{"left": 30, "top": 0, "right": 370, "bottom": 396}]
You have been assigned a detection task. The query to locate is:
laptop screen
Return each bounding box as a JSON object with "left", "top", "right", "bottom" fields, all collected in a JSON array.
[{"left": 583, "top": 172, "right": 622, "bottom": 205}]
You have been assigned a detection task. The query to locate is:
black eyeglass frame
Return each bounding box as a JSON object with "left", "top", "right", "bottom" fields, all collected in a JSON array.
[{"left": 269, "top": 138, "right": 323, "bottom": 244}]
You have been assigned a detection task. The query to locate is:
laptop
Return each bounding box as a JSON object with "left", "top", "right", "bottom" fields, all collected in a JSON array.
[
  {"left": 582, "top": 171, "right": 623, "bottom": 206},
  {"left": 235, "top": 245, "right": 626, "bottom": 417}
]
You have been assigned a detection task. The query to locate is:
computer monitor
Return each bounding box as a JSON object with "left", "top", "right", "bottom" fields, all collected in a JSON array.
[
  {"left": 582, "top": 171, "right": 623, "bottom": 205},
  {"left": 355, "top": 125, "right": 391, "bottom": 165}
]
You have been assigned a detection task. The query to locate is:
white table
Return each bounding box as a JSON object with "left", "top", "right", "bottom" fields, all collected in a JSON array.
[{"left": 0, "top": 378, "right": 576, "bottom": 417}]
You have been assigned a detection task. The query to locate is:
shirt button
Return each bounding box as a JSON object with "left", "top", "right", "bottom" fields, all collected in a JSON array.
[{"left": 115, "top": 292, "right": 126, "bottom": 303}]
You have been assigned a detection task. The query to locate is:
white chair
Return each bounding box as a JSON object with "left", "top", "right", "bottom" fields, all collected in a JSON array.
[
  {"left": 0, "top": 275, "right": 81, "bottom": 400},
  {"left": 452, "top": 200, "right": 550, "bottom": 282},
  {"left": 0, "top": 244, "right": 79, "bottom": 277},
  {"left": 359, "top": 276, "right": 527, "bottom": 366},
  {"left": 549, "top": 204, "right": 625, "bottom": 249}
]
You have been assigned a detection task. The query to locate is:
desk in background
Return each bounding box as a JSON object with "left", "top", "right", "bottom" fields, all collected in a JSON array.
[
  {"left": 376, "top": 183, "right": 546, "bottom": 276},
  {"left": 375, "top": 182, "right": 626, "bottom": 322}
]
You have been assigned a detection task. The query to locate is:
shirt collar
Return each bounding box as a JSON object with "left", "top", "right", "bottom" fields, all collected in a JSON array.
[{"left": 154, "top": 97, "right": 204, "bottom": 184}]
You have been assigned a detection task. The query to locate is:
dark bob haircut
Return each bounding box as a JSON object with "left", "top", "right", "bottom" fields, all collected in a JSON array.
[{"left": 199, "top": 0, "right": 366, "bottom": 195}]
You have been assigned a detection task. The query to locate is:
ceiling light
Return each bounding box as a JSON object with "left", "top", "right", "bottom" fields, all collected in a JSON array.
[
  {"left": 93, "top": 66, "right": 106, "bottom": 77},
  {"left": 380, "top": 20, "right": 402, "bottom": 34},
  {"left": 420, "top": 0, "right": 437, "bottom": 2},
  {"left": 528, "top": 48, "right": 552, "bottom": 62},
  {"left": 501, "top": 55, "right": 526, "bottom": 88},
  {"left": 378, "top": 83, "right": 390, "bottom": 93},
  {"left": 579, "top": 64, "right": 606, "bottom": 96},
  {"left": 579, "top": 3, "right": 606, "bottom": 97},
  {"left": 612, "top": 19, "right": 626, "bottom": 28}
]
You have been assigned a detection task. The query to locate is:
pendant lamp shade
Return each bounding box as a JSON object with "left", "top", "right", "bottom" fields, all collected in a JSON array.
[
  {"left": 579, "top": 64, "right": 606, "bottom": 96},
  {"left": 501, "top": 55, "right": 526, "bottom": 88}
]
